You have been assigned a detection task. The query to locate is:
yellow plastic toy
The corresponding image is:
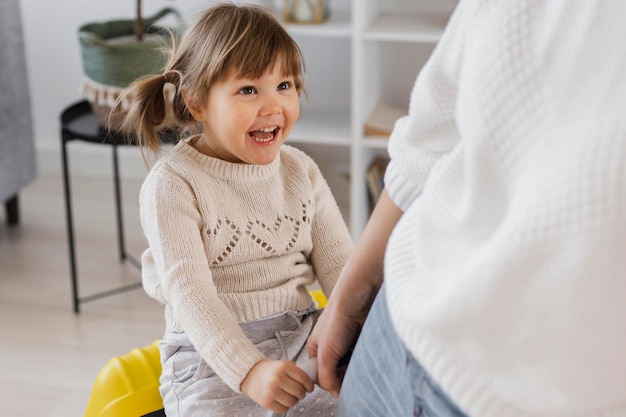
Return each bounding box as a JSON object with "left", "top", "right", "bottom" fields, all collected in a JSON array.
[
  {"left": 309, "top": 288, "right": 327, "bottom": 308},
  {"left": 84, "top": 290, "right": 328, "bottom": 417},
  {"left": 83, "top": 340, "right": 163, "bottom": 417}
]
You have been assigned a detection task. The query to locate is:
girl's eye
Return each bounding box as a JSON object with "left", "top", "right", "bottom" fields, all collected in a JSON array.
[
  {"left": 278, "top": 81, "right": 291, "bottom": 91},
  {"left": 239, "top": 86, "right": 256, "bottom": 95}
]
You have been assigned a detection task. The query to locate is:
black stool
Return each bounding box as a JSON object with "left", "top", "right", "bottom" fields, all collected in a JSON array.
[{"left": 60, "top": 100, "right": 176, "bottom": 313}]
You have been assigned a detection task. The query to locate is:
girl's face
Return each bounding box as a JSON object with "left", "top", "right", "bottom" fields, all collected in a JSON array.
[{"left": 190, "top": 65, "right": 300, "bottom": 165}]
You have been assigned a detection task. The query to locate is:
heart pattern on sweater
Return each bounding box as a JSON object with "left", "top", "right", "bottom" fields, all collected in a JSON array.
[
  {"left": 206, "top": 218, "right": 242, "bottom": 265},
  {"left": 205, "top": 202, "right": 312, "bottom": 266}
]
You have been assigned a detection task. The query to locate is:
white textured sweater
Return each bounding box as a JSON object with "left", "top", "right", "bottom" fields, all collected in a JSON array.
[
  {"left": 140, "top": 139, "right": 353, "bottom": 392},
  {"left": 384, "top": 1, "right": 626, "bottom": 416}
]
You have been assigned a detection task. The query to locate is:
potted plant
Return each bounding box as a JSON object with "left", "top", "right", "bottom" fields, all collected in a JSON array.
[{"left": 78, "top": 1, "right": 181, "bottom": 124}]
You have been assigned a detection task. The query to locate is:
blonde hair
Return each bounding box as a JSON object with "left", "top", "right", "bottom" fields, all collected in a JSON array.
[{"left": 110, "top": 3, "right": 305, "bottom": 155}]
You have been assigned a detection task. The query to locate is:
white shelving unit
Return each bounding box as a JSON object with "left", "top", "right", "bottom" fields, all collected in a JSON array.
[{"left": 282, "top": 0, "right": 456, "bottom": 238}]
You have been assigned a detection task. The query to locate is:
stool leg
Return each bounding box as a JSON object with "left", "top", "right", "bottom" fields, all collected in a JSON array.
[
  {"left": 5, "top": 194, "right": 19, "bottom": 226},
  {"left": 112, "top": 143, "right": 127, "bottom": 262},
  {"left": 61, "top": 134, "right": 80, "bottom": 313}
]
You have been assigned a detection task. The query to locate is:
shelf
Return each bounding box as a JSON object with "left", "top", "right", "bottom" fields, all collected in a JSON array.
[
  {"left": 364, "top": 12, "right": 448, "bottom": 43},
  {"left": 288, "top": 108, "right": 351, "bottom": 146},
  {"left": 276, "top": 2, "right": 452, "bottom": 237},
  {"left": 284, "top": 10, "right": 352, "bottom": 38},
  {"left": 362, "top": 136, "right": 390, "bottom": 150}
]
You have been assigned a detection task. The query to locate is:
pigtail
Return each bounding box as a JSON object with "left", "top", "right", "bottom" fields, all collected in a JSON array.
[
  {"left": 109, "top": 67, "right": 198, "bottom": 157},
  {"left": 107, "top": 74, "right": 166, "bottom": 154},
  {"left": 165, "top": 70, "right": 196, "bottom": 127}
]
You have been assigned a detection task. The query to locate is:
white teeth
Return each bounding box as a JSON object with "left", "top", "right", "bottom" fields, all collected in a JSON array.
[
  {"left": 255, "top": 135, "right": 273, "bottom": 143},
  {"left": 250, "top": 126, "right": 277, "bottom": 143}
]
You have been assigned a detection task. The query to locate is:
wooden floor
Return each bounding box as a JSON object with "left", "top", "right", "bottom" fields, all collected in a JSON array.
[{"left": 0, "top": 173, "right": 165, "bottom": 417}]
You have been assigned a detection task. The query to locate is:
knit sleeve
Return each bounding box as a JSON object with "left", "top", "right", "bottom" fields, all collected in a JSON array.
[
  {"left": 311, "top": 166, "right": 353, "bottom": 297},
  {"left": 287, "top": 149, "right": 353, "bottom": 298},
  {"left": 385, "top": 1, "right": 468, "bottom": 211},
  {"left": 140, "top": 166, "right": 265, "bottom": 392}
]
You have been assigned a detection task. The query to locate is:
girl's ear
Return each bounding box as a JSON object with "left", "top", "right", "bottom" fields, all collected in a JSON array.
[{"left": 181, "top": 88, "right": 204, "bottom": 122}]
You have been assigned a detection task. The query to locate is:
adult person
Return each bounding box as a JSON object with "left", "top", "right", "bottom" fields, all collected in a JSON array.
[{"left": 308, "top": 1, "right": 626, "bottom": 416}]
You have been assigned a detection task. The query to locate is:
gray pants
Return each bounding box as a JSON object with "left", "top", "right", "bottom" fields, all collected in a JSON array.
[{"left": 159, "top": 308, "right": 337, "bottom": 417}]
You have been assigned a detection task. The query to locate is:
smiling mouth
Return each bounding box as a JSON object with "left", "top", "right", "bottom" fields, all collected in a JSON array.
[{"left": 249, "top": 126, "right": 278, "bottom": 143}]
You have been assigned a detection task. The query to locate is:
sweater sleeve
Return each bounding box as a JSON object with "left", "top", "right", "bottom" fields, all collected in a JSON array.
[
  {"left": 140, "top": 167, "right": 265, "bottom": 393},
  {"left": 304, "top": 154, "right": 354, "bottom": 298},
  {"left": 384, "top": 1, "right": 468, "bottom": 211}
]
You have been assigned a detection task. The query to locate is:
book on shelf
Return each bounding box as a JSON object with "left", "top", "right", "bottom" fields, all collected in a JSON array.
[
  {"left": 363, "top": 101, "right": 408, "bottom": 138},
  {"left": 366, "top": 155, "right": 390, "bottom": 205}
]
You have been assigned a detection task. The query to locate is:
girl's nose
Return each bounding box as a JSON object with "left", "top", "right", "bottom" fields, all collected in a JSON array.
[{"left": 259, "top": 94, "right": 281, "bottom": 117}]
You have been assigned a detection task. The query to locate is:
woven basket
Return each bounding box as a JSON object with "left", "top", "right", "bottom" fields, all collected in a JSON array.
[{"left": 78, "top": 7, "right": 182, "bottom": 124}]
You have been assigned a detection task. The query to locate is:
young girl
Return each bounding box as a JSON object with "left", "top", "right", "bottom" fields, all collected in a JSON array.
[{"left": 110, "top": 4, "right": 353, "bottom": 416}]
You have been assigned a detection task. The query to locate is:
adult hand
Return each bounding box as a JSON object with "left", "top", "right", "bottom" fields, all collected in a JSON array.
[
  {"left": 308, "top": 190, "right": 403, "bottom": 398},
  {"left": 241, "top": 359, "right": 314, "bottom": 412},
  {"left": 307, "top": 295, "right": 366, "bottom": 398}
]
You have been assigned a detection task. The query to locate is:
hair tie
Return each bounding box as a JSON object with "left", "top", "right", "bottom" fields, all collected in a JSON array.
[{"left": 162, "top": 71, "right": 180, "bottom": 87}]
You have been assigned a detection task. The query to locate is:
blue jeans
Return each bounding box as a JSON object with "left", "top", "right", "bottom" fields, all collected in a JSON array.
[{"left": 337, "top": 285, "right": 469, "bottom": 417}]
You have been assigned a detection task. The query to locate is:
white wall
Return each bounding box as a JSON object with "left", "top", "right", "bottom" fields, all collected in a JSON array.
[{"left": 18, "top": 0, "right": 282, "bottom": 177}]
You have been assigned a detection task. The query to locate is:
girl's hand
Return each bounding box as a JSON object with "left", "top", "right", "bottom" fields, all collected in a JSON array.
[{"left": 241, "top": 359, "right": 314, "bottom": 412}]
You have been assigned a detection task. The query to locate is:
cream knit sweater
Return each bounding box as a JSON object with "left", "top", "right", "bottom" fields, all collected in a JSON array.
[
  {"left": 140, "top": 139, "right": 353, "bottom": 392},
  {"left": 385, "top": 1, "right": 626, "bottom": 416}
]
